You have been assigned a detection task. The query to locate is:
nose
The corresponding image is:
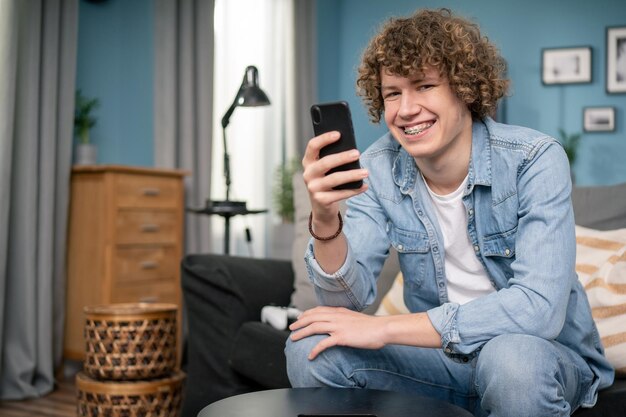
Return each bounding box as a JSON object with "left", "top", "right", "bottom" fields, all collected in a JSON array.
[{"left": 397, "top": 93, "right": 421, "bottom": 119}]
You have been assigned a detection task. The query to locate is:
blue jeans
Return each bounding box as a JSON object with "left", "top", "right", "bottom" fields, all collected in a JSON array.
[{"left": 285, "top": 333, "right": 595, "bottom": 416}]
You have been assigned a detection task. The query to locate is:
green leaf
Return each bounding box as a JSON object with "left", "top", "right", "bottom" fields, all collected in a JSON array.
[
  {"left": 74, "top": 89, "right": 100, "bottom": 144},
  {"left": 272, "top": 159, "right": 300, "bottom": 223},
  {"left": 557, "top": 129, "right": 582, "bottom": 166}
]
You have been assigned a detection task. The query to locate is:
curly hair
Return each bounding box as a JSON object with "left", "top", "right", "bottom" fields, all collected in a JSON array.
[{"left": 356, "top": 8, "right": 509, "bottom": 123}]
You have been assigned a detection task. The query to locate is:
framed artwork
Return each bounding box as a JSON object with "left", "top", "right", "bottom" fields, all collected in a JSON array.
[
  {"left": 542, "top": 47, "right": 592, "bottom": 85},
  {"left": 583, "top": 107, "right": 616, "bottom": 132},
  {"left": 606, "top": 26, "right": 626, "bottom": 93}
]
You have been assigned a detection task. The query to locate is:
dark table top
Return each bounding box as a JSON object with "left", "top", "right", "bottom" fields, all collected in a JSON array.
[{"left": 198, "top": 388, "right": 473, "bottom": 417}]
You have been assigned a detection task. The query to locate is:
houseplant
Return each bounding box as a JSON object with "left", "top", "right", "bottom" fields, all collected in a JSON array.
[
  {"left": 272, "top": 159, "right": 299, "bottom": 223},
  {"left": 74, "top": 89, "right": 100, "bottom": 165},
  {"left": 270, "top": 159, "right": 299, "bottom": 259},
  {"left": 557, "top": 128, "right": 581, "bottom": 183}
]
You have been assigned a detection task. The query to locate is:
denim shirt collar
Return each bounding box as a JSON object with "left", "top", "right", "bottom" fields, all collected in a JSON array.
[
  {"left": 392, "top": 144, "right": 417, "bottom": 194},
  {"left": 469, "top": 118, "right": 493, "bottom": 191},
  {"left": 392, "top": 118, "right": 493, "bottom": 194}
]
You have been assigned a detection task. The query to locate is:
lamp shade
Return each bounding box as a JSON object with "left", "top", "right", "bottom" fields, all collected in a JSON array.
[
  {"left": 221, "top": 65, "right": 270, "bottom": 128},
  {"left": 236, "top": 66, "right": 271, "bottom": 107}
]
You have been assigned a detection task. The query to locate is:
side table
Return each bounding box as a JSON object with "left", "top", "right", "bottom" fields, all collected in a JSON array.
[
  {"left": 188, "top": 199, "right": 267, "bottom": 254},
  {"left": 198, "top": 387, "right": 473, "bottom": 417}
]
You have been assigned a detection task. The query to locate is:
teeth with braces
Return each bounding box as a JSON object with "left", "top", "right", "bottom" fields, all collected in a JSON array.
[
  {"left": 405, "top": 126, "right": 425, "bottom": 135},
  {"left": 404, "top": 123, "right": 432, "bottom": 135}
]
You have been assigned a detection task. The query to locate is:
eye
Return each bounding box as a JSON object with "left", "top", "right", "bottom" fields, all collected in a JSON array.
[
  {"left": 383, "top": 91, "right": 400, "bottom": 100},
  {"left": 418, "top": 84, "right": 434, "bottom": 91}
]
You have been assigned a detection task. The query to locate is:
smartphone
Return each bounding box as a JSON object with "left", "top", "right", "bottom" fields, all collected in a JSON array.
[{"left": 310, "top": 101, "right": 363, "bottom": 190}]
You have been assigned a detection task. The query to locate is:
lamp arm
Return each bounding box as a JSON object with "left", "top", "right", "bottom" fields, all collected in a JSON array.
[
  {"left": 221, "top": 100, "right": 238, "bottom": 129},
  {"left": 222, "top": 126, "right": 231, "bottom": 201},
  {"left": 222, "top": 103, "right": 237, "bottom": 129}
]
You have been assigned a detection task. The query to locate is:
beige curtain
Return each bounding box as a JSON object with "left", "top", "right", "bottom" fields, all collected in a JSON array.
[
  {"left": 0, "top": 0, "right": 78, "bottom": 399},
  {"left": 154, "top": 0, "right": 215, "bottom": 255},
  {"left": 293, "top": 0, "right": 318, "bottom": 159}
]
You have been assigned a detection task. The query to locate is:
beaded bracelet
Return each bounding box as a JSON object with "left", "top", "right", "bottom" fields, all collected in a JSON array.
[{"left": 308, "top": 212, "right": 343, "bottom": 241}]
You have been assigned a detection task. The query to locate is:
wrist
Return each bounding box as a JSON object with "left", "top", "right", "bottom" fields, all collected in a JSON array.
[
  {"left": 382, "top": 313, "right": 442, "bottom": 348},
  {"left": 309, "top": 211, "right": 343, "bottom": 241}
]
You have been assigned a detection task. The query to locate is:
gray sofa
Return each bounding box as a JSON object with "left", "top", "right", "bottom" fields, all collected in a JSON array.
[{"left": 180, "top": 181, "right": 626, "bottom": 417}]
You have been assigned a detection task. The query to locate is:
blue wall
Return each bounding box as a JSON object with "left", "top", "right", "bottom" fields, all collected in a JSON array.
[
  {"left": 76, "top": 0, "right": 154, "bottom": 166},
  {"left": 317, "top": 0, "right": 626, "bottom": 186},
  {"left": 76, "top": 0, "right": 626, "bottom": 185}
]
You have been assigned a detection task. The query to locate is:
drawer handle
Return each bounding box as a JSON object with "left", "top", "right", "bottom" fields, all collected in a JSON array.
[
  {"left": 139, "top": 296, "right": 158, "bottom": 303},
  {"left": 140, "top": 224, "right": 160, "bottom": 233},
  {"left": 141, "top": 187, "right": 161, "bottom": 196},
  {"left": 140, "top": 261, "right": 159, "bottom": 270}
]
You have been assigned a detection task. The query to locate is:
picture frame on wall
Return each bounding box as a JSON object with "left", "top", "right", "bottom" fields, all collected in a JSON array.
[
  {"left": 583, "top": 107, "right": 616, "bottom": 132},
  {"left": 542, "top": 46, "right": 592, "bottom": 85},
  {"left": 606, "top": 26, "right": 626, "bottom": 93}
]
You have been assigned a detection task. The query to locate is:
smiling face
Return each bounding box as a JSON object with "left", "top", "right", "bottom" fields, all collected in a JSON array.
[
  {"left": 357, "top": 9, "right": 508, "bottom": 126},
  {"left": 381, "top": 67, "right": 473, "bottom": 169}
]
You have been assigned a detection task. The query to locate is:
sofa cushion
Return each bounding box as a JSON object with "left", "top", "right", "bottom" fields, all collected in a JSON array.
[
  {"left": 180, "top": 254, "right": 294, "bottom": 415},
  {"left": 575, "top": 225, "right": 626, "bottom": 377},
  {"left": 290, "top": 171, "right": 319, "bottom": 310},
  {"left": 230, "top": 322, "right": 291, "bottom": 389},
  {"left": 571, "top": 183, "right": 626, "bottom": 231}
]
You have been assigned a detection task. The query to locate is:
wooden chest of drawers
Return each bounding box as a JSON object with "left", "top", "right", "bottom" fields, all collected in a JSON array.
[{"left": 64, "top": 165, "right": 187, "bottom": 360}]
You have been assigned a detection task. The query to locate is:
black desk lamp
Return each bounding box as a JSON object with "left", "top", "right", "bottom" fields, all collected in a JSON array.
[
  {"left": 220, "top": 65, "right": 271, "bottom": 200},
  {"left": 189, "top": 65, "right": 270, "bottom": 254}
]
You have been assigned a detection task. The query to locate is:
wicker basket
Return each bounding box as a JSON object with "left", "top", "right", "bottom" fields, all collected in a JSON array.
[
  {"left": 76, "top": 370, "right": 185, "bottom": 417},
  {"left": 83, "top": 303, "right": 178, "bottom": 380}
]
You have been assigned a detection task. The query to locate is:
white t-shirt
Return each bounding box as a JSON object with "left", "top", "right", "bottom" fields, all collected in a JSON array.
[{"left": 423, "top": 174, "right": 495, "bottom": 304}]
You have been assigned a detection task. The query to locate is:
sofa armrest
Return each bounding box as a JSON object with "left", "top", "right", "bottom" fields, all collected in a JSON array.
[
  {"left": 230, "top": 322, "right": 291, "bottom": 389},
  {"left": 181, "top": 254, "right": 294, "bottom": 415},
  {"left": 183, "top": 254, "right": 295, "bottom": 319}
]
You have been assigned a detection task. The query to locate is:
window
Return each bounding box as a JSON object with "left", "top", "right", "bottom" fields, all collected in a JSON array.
[{"left": 211, "top": 0, "right": 296, "bottom": 256}]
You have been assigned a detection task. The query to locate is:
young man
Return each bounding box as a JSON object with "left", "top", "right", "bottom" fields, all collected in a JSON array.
[{"left": 285, "top": 8, "right": 614, "bottom": 417}]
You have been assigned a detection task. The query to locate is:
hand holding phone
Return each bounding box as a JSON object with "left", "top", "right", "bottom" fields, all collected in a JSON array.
[{"left": 310, "top": 101, "right": 363, "bottom": 190}]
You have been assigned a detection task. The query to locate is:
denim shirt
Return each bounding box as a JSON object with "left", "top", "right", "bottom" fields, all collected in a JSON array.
[{"left": 304, "top": 117, "right": 614, "bottom": 406}]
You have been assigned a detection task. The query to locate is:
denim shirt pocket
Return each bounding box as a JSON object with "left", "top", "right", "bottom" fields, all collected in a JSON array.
[
  {"left": 388, "top": 224, "right": 430, "bottom": 288},
  {"left": 482, "top": 227, "right": 517, "bottom": 281}
]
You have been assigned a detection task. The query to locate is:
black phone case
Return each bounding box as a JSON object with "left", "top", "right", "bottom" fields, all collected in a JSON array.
[{"left": 310, "top": 101, "right": 363, "bottom": 190}]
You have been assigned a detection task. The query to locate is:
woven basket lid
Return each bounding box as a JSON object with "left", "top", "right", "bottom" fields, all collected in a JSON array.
[
  {"left": 84, "top": 302, "right": 178, "bottom": 316},
  {"left": 76, "top": 370, "right": 186, "bottom": 394}
]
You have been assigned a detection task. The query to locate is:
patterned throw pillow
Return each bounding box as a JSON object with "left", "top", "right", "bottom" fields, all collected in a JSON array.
[
  {"left": 375, "top": 225, "right": 626, "bottom": 377},
  {"left": 575, "top": 225, "right": 626, "bottom": 377}
]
